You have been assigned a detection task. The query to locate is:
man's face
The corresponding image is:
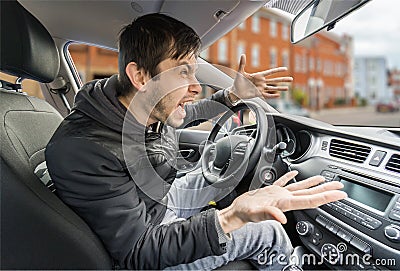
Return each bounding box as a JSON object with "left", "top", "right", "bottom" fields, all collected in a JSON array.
[{"left": 147, "top": 54, "right": 201, "bottom": 127}]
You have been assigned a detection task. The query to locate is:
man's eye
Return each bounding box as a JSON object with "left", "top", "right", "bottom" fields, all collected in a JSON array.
[{"left": 180, "top": 69, "right": 189, "bottom": 77}]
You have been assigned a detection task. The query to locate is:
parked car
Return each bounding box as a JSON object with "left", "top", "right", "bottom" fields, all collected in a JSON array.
[
  {"left": 376, "top": 98, "right": 400, "bottom": 112},
  {"left": 2, "top": 0, "right": 400, "bottom": 270}
]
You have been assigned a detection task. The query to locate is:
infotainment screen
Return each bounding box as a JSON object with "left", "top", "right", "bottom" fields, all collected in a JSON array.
[{"left": 340, "top": 178, "right": 393, "bottom": 212}]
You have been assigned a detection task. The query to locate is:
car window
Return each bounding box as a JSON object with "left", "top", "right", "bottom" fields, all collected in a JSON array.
[
  {"left": 0, "top": 72, "right": 43, "bottom": 99},
  {"left": 67, "top": 43, "right": 119, "bottom": 85}
]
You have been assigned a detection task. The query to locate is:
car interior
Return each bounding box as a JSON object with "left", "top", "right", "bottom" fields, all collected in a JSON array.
[{"left": 1, "top": 0, "right": 400, "bottom": 270}]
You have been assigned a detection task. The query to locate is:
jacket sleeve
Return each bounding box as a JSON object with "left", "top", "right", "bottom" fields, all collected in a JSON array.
[
  {"left": 45, "top": 137, "right": 225, "bottom": 269},
  {"left": 182, "top": 89, "right": 234, "bottom": 127}
]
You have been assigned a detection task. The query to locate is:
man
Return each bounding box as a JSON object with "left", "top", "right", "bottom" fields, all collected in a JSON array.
[{"left": 46, "top": 13, "right": 346, "bottom": 270}]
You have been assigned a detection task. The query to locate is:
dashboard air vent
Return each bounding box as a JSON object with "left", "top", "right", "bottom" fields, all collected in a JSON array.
[
  {"left": 385, "top": 154, "right": 400, "bottom": 174},
  {"left": 329, "top": 139, "right": 371, "bottom": 163},
  {"left": 235, "top": 128, "right": 255, "bottom": 137}
]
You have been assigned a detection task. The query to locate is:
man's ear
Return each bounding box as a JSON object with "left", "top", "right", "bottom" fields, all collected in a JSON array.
[{"left": 125, "top": 62, "right": 148, "bottom": 92}]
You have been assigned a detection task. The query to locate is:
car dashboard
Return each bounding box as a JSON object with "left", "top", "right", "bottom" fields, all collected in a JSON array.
[{"left": 237, "top": 114, "right": 400, "bottom": 270}]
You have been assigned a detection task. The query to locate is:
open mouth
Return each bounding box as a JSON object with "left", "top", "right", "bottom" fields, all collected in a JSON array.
[
  {"left": 178, "top": 100, "right": 193, "bottom": 109},
  {"left": 174, "top": 100, "right": 193, "bottom": 119}
]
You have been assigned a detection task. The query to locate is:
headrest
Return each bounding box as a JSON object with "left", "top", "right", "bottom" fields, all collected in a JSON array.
[{"left": 0, "top": 1, "right": 60, "bottom": 83}]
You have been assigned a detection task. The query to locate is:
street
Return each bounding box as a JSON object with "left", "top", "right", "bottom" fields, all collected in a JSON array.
[{"left": 310, "top": 106, "right": 400, "bottom": 127}]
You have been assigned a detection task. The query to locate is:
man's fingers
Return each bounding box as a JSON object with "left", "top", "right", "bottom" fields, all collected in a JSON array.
[
  {"left": 265, "top": 77, "right": 293, "bottom": 83},
  {"left": 264, "top": 85, "right": 289, "bottom": 91},
  {"left": 285, "top": 190, "right": 348, "bottom": 211},
  {"left": 292, "top": 181, "right": 344, "bottom": 196},
  {"left": 285, "top": 175, "right": 325, "bottom": 192},
  {"left": 272, "top": 171, "right": 298, "bottom": 187},
  {"left": 237, "top": 54, "right": 246, "bottom": 74},
  {"left": 253, "top": 67, "right": 288, "bottom": 77}
]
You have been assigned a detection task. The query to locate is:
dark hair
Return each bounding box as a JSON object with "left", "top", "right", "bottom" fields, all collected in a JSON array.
[{"left": 117, "top": 13, "right": 201, "bottom": 96}]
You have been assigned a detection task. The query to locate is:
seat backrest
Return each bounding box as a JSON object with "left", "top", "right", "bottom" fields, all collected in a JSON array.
[{"left": 0, "top": 1, "right": 113, "bottom": 269}]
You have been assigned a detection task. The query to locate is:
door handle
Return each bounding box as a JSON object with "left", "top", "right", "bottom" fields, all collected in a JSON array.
[{"left": 179, "top": 149, "right": 196, "bottom": 159}]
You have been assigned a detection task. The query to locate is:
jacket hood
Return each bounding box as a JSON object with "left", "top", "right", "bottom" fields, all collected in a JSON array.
[{"left": 73, "top": 75, "right": 144, "bottom": 134}]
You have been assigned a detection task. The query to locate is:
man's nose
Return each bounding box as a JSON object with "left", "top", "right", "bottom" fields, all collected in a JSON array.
[{"left": 188, "top": 76, "right": 201, "bottom": 95}]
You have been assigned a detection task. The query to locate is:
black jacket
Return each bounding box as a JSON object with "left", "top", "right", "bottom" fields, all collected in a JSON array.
[{"left": 45, "top": 75, "right": 231, "bottom": 269}]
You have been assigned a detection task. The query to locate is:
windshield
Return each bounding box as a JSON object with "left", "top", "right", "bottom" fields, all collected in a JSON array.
[{"left": 202, "top": 0, "right": 400, "bottom": 128}]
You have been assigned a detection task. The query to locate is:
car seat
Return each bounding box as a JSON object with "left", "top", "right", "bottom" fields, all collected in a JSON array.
[{"left": 0, "top": 1, "right": 113, "bottom": 269}]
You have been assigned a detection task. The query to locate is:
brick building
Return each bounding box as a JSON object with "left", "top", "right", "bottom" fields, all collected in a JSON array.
[{"left": 203, "top": 8, "right": 353, "bottom": 110}]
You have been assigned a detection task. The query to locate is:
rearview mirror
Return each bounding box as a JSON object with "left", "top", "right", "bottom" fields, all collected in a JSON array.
[{"left": 291, "top": 0, "right": 371, "bottom": 43}]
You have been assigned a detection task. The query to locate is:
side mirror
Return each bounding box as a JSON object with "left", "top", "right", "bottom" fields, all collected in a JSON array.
[{"left": 291, "top": 0, "right": 371, "bottom": 44}]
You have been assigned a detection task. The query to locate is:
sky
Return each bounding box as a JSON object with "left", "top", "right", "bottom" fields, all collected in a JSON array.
[{"left": 332, "top": 0, "right": 400, "bottom": 69}]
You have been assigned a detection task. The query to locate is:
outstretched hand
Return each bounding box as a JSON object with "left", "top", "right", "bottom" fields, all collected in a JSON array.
[
  {"left": 230, "top": 54, "right": 293, "bottom": 100},
  {"left": 218, "top": 171, "right": 347, "bottom": 233}
]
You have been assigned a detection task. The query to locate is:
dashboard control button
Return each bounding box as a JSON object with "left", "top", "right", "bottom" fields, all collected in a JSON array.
[
  {"left": 350, "top": 238, "right": 371, "bottom": 254},
  {"left": 369, "top": 150, "right": 386, "bottom": 167},
  {"left": 316, "top": 215, "right": 328, "bottom": 227},
  {"left": 369, "top": 219, "right": 382, "bottom": 229},
  {"left": 336, "top": 206, "right": 345, "bottom": 214},
  {"left": 326, "top": 222, "right": 339, "bottom": 234},
  {"left": 296, "top": 221, "right": 314, "bottom": 236},
  {"left": 328, "top": 165, "right": 338, "bottom": 169},
  {"left": 313, "top": 229, "right": 323, "bottom": 240},
  {"left": 393, "top": 204, "right": 400, "bottom": 212},
  {"left": 321, "top": 141, "right": 328, "bottom": 151},
  {"left": 389, "top": 210, "right": 400, "bottom": 221},
  {"left": 342, "top": 205, "right": 353, "bottom": 212},
  {"left": 320, "top": 170, "right": 335, "bottom": 181},
  {"left": 384, "top": 225, "right": 400, "bottom": 242},
  {"left": 262, "top": 170, "right": 275, "bottom": 184},
  {"left": 336, "top": 229, "right": 353, "bottom": 242},
  {"left": 311, "top": 236, "right": 320, "bottom": 245},
  {"left": 365, "top": 216, "right": 373, "bottom": 222},
  {"left": 362, "top": 221, "right": 375, "bottom": 230},
  {"left": 348, "top": 213, "right": 362, "bottom": 223}
]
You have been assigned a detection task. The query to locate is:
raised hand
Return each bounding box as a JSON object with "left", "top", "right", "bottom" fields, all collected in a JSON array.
[
  {"left": 217, "top": 171, "right": 347, "bottom": 233},
  {"left": 229, "top": 54, "right": 293, "bottom": 101}
]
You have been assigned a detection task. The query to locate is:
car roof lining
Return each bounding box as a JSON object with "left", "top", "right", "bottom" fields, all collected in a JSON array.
[{"left": 18, "top": 0, "right": 269, "bottom": 50}]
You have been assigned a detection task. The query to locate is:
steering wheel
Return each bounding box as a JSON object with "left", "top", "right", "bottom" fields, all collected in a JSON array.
[{"left": 202, "top": 101, "right": 268, "bottom": 188}]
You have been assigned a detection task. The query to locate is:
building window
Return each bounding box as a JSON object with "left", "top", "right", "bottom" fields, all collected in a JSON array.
[
  {"left": 252, "top": 15, "right": 260, "bottom": 33},
  {"left": 302, "top": 55, "right": 307, "bottom": 73},
  {"left": 295, "top": 54, "right": 301, "bottom": 73},
  {"left": 200, "top": 48, "right": 209, "bottom": 60},
  {"left": 317, "top": 59, "right": 322, "bottom": 72},
  {"left": 238, "top": 22, "right": 246, "bottom": 30},
  {"left": 237, "top": 42, "right": 246, "bottom": 59},
  {"left": 368, "top": 61, "right": 376, "bottom": 71},
  {"left": 282, "top": 51, "right": 289, "bottom": 68},
  {"left": 251, "top": 45, "right": 260, "bottom": 67},
  {"left": 270, "top": 48, "right": 277, "bottom": 68},
  {"left": 270, "top": 20, "right": 277, "bottom": 38},
  {"left": 309, "top": 57, "right": 314, "bottom": 71},
  {"left": 282, "top": 24, "right": 288, "bottom": 40},
  {"left": 218, "top": 39, "right": 228, "bottom": 63},
  {"left": 336, "top": 63, "right": 341, "bottom": 77}
]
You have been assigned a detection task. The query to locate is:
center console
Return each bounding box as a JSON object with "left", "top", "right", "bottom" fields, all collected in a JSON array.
[{"left": 293, "top": 165, "right": 400, "bottom": 270}]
